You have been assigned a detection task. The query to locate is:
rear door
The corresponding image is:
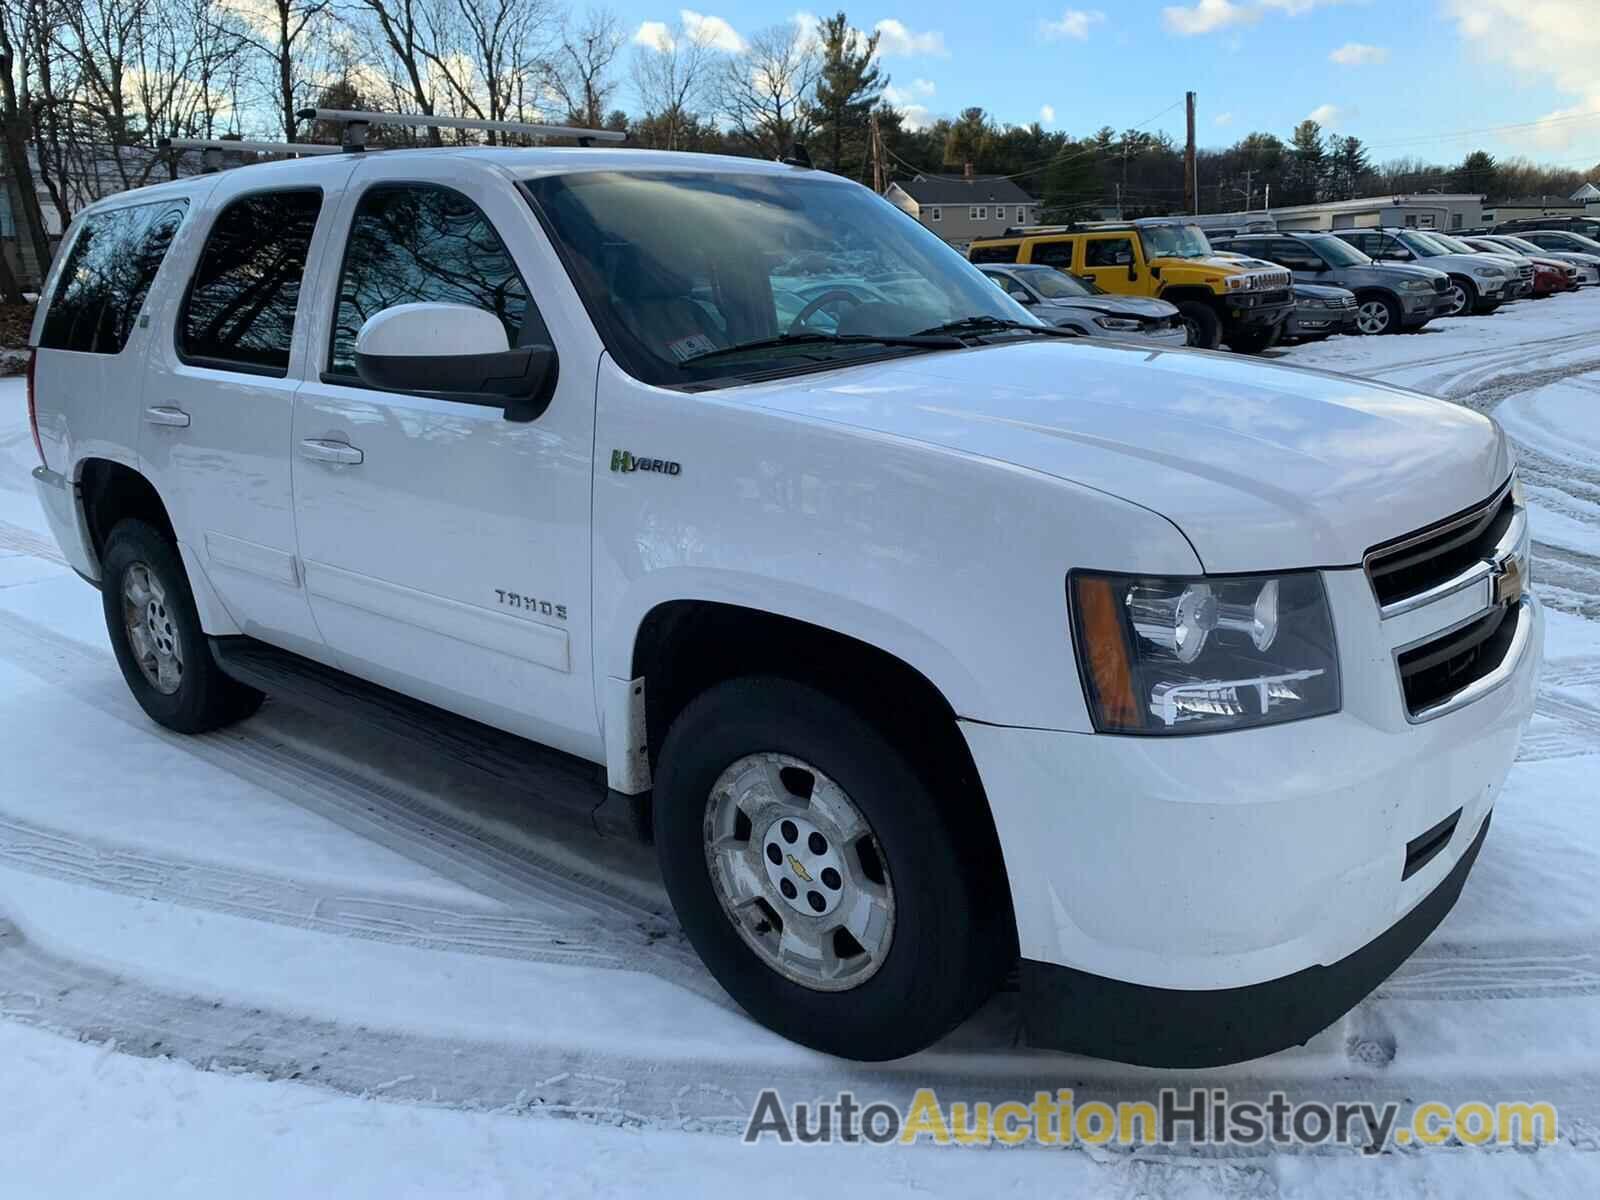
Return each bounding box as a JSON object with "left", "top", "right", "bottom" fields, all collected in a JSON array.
[
  {"left": 140, "top": 160, "right": 357, "bottom": 656},
  {"left": 288, "top": 158, "right": 603, "bottom": 761}
]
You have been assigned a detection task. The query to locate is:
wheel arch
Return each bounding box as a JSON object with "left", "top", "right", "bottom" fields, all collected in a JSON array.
[{"left": 76, "top": 457, "right": 176, "bottom": 569}]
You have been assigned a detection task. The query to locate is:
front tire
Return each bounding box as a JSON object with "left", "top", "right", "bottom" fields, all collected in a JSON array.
[
  {"left": 101, "top": 519, "right": 264, "bottom": 733},
  {"left": 1355, "top": 294, "right": 1401, "bottom": 335},
  {"left": 653, "top": 677, "right": 1008, "bottom": 1060},
  {"left": 1446, "top": 276, "right": 1477, "bottom": 317},
  {"left": 1175, "top": 301, "right": 1222, "bottom": 349}
]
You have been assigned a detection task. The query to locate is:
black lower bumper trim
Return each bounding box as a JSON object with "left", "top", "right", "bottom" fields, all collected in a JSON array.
[{"left": 1019, "top": 813, "right": 1490, "bottom": 1067}]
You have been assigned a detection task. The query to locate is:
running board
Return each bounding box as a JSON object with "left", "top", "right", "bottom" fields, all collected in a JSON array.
[{"left": 209, "top": 637, "right": 648, "bottom": 840}]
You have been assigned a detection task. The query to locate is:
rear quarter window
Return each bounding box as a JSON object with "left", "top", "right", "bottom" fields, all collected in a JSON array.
[
  {"left": 1029, "top": 241, "right": 1075, "bottom": 270},
  {"left": 968, "top": 243, "right": 1021, "bottom": 265},
  {"left": 39, "top": 199, "right": 188, "bottom": 354}
]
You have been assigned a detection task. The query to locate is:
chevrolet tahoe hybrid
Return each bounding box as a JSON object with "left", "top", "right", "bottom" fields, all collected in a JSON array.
[{"left": 27, "top": 141, "right": 1540, "bottom": 1066}]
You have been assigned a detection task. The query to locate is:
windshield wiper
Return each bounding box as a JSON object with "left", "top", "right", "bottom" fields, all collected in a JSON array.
[
  {"left": 914, "top": 316, "right": 1080, "bottom": 339},
  {"left": 679, "top": 330, "right": 962, "bottom": 366}
]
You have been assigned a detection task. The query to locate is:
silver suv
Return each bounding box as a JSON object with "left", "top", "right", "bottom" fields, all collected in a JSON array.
[
  {"left": 1332, "top": 229, "right": 1518, "bottom": 317},
  {"left": 977, "top": 264, "right": 1188, "bottom": 346},
  {"left": 1211, "top": 232, "right": 1453, "bottom": 335}
]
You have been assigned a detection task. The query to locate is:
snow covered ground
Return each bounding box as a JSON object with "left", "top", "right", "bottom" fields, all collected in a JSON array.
[{"left": 3, "top": 291, "right": 1600, "bottom": 1196}]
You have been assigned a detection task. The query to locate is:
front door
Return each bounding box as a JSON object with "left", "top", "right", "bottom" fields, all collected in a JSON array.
[
  {"left": 140, "top": 164, "right": 355, "bottom": 656},
  {"left": 1080, "top": 234, "right": 1143, "bottom": 295},
  {"left": 290, "top": 160, "right": 600, "bottom": 760}
]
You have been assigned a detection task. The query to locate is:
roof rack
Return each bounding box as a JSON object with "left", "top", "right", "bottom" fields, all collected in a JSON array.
[
  {"left": 296, "top": 108, "right": 627, "bottom": 151},
  {"left": 157, "top": 136, "right": 341, "bottom": 172}
]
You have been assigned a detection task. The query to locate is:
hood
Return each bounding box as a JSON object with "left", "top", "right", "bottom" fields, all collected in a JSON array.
[
  {"left": 1369, "top": 262, "right": 1450, "bottom": 283},
  {"left": 1415, "top": 251, "right": 1514, "bottom": 274},
  {"left": 735, "top": 341, "right": 1508, "bottom": 573},
  {"left": 1040, "top": 295, "right": 1178, "bottom": 321},
  {"left": 1292, "top": 283, "right": 1355, "bottom": 302}
]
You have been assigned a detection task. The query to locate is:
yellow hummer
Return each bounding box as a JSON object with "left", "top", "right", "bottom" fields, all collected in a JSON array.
[{"left": 968, "top": 218, "right": 1294, "bottom": 352}]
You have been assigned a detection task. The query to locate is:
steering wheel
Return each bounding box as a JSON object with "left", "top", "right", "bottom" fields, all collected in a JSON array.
[{"left": 788, "top": 289, "right": 864, "bottom": 335}]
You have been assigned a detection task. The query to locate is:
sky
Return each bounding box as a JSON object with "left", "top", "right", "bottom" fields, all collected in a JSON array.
[{"left": 616, "top": 0, "right": 1600, "bottom": 174}]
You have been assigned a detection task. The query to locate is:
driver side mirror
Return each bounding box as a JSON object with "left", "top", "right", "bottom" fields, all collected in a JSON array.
[{"left": 353, "top": 303, "right": 557, "bottom": 423}]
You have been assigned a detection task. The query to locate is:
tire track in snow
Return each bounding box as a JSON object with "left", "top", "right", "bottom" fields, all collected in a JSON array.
[
  {"left": 0, "top": 519, "right": 66, "bottom": 564},
  {"left": 0, "top": 608, "right": 729, "bottom": 1006}
]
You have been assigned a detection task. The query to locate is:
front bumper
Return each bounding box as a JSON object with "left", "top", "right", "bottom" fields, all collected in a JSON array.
[
  {"left": 1019, "top": 813, "right": 1490, "bottom": 1067},
  {"left": 960, "top": 570, "right": 1541, "bottom": 1064},
  {"left": 1400, "top": 290, "right": 1452, "bottom": 322},
  {"left": 1222, "top": 290, "right": 1293, "bottom": 330},
  {"left": 1287, "top": 307, "right": 1358, "bottom": 337}
]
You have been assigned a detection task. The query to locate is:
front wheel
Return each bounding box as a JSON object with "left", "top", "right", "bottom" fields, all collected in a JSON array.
[
  {"left": 1175, "top": 301, "right": 1222, "bottom": 350},
  {"left": 653, "top": 677, "right": 1008, "bottom": 1060},
  {"left": 101, "top": 519, "right": 264, "bottom": 733},
  {"left": 1446, "top": 276, "right": 1477, "bottom": 317},
  {"left": 1355, "top": 295, "right": 1401, "bottom": 335}
]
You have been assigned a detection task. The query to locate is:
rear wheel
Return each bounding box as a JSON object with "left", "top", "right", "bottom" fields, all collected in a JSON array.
[
  {"left": 1175, "top": 301, "right": 1222, "bottom": 350},
  {"left": 101, "top": 519, "right": 263, "bottom": 733},
  {"left": 653, "top": 677, "right": 1008, "bottom": 1060},
  {"left": 1355, "top": 294, "right": 1401, "bottom": 335}
]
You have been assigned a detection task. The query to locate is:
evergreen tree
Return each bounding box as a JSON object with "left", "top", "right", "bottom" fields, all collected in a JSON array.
[
  {"left": 1328, "top": 135, "right": 1371, "bottom": 201},
  {"left": 1453, "top": 150, "right": 1499, "bottom": 198},
  {"left": 809, "top": 13, "right": 884, "bottom": 178},
  {"left": 1286, "top": 120, "right": 1327, "bottom": 205}
]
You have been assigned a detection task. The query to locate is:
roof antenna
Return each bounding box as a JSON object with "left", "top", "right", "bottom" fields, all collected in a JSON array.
[{"left": 782, "top": 142, "right": 813, "bottom": 169}]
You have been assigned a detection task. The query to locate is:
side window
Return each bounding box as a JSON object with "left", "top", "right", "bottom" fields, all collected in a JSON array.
[
  {"left": 1084, "top": 237, "right": 1134, "bottom": 267},
  {"left": 40, "top": 199, "right": 187, "bottom": 355},
  {"left": 329, "top": 184, "right": 541, "bottom": 378},
  {"left": 180, "top": 190, "right": 322, "bottom": 374},
  {"left": 969, "top": 243, "right": 1020, "bottom": 264},
  {"left": 1031, "top": 241, "right": 1074, "bottom": 269},
  {"left": 1271, "top": 240, "right": 1323, "bottom": 270}
]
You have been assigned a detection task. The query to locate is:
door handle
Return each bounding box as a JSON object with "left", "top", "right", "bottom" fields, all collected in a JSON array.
[
  {"left": 298, "top": 438, "right": 364, "bottom": 465},
  {"left": 144, "top": 405, "right": 191, "bottom": 428}
]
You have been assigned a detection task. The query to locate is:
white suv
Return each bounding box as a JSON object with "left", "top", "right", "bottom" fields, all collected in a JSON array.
[{"left": 26, "top": 141, "right": 1541, "bottom": 1066}]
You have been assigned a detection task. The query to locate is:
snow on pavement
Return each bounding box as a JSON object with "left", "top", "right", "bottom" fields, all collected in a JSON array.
[{"left": 4, "top": 291, "right": 1600, "bottom": 1196}]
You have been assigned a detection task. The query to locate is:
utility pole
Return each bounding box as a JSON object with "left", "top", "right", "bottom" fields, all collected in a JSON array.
[
  {"left": 869, "top": 111, "right": 885, "bottom": 194},
  {"left": 1184, "top": 91, "right": 1197, "bottom": 215}
]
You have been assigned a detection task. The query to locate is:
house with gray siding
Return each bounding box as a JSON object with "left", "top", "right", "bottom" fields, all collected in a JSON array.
[{"left": 884, "top": 170, "right": 1040, "bottom": 247}]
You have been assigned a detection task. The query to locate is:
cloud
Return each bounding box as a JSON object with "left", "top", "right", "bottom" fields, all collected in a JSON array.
[
  {"left": 1328, "top": 41, "right": 1388, "bottom": 65},
  {"left": 1306, "top": 103, "right": 1357, "bottom": 129},
  {"left": 1443, "top": 0, "right": 1600, "bottom": 153},
  {"left": 1162, "top": 0, "right": 1258, "bottom": 34},
  {"left": 1214, "top": 111, "right": 1234, "bottom": 127},
  {"left": 898, "top": 105, "right": 934, "bottom": 132},
  {"left": 873, "top": 18, "right": 949, "bottom": 57},
  {"left": 882, "top": 79, "right": 936, "bottom": 107},
  {"left": 681, "top": 10, "right": 745, "bottom": 52},
  {"left": 1040, "top": 9, "right": 1105, "bottom": 40},
  {"left": 1162, "top": 0, "right": 1350, "bottom": 35},
  {"left": 1040, "top": 104, "right": 1056, "bottom": 125},
  {"left": 632, "top": 20, "right": 675, "bottom": 51}
]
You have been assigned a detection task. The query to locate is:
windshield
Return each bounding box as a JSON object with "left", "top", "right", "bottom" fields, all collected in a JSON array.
[
  {"left": 522, "top": 171, "right": 1030, "bottom": 387},
  {"left": 1554, "top": 231, "right": 1600, "bottom": 253},
  {"left": 1306, "top": 236, "right": 1370, "bottom": 267},
  {"left": 1432, "top": 234, "right": 1488, "bottom": 255},
  {"left": 1496, "top": 236, "right": 1545, "bottom": 254},
  {"left": 1398, "top": 231, "right": 1453, "bottom": 257},
  {"left": 1139, "top": 223, "right": 1212, "bottom": 259},
  {"left": 1014, "top": 266, "right": 1092, "bottom": 298}
]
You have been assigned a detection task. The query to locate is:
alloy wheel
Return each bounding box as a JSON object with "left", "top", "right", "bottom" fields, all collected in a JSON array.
[
  {"left": 1356, "top": 301, "right": 1391, "bottom": 334},
  {"left": 1447, "top": 283, "right": 1470, "bottom": 316},
  {"left": 121, "top": 561, "right": 183, "bottom": 695},
  {"left": 703, "top": 753, "right": 895, "bottom": 991}
]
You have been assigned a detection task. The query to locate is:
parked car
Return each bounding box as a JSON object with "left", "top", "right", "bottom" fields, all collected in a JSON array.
[
  {"left": 1492, "top": 215, "right": 1600, "bottom": 241},
  {"left": 1282, "top": 282, "right": 1359, "bottom": 341},
  {"left": 1428, "top": 233, "right": 1537, "bottom": 298},
  {"left": 1209, "top": 231, "right": 1453, "bottom": 335},
  {"left": 1331, "top": 228, "right": 1518, "bottom": 316},
  {"left": 1505, "top": 230, "right": 1600, "bottom": 278},
  {"left": 1460, "top": 236, "right": 1585, "bottom": 294},
  {"left": 969, "top": 218, "right": 1293, "bottom": 352},
  {"left": 1475, "top": 233, "right": 1600, "bottom": 286},
  {"left": 977, "top": 263, "right": 1188, "bottom": 346},
  {"left": 26, "top": 137, "right": 1541, "bottom": 1068}
]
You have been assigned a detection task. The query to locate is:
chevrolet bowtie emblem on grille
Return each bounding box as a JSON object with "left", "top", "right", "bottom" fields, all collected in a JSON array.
[{"left": 1491, "top": 555, "right": 1524, "bottom": 607}]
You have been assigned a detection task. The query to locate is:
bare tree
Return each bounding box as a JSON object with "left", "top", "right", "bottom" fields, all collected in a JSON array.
[
  {"left": 1, "top": 0, "right": 63, "bottom": 281},
  {"left": 547, "top": 8, "right": 623, "bottom": 129},
  {"left": 419, "top": 0, "right": 553, "bottom": 142},
  {"left": 719, "top": 23, "right": 819, "bottom": 161},
  {"left": 629, "top": 16, "right": 719, "bottom": 151},
  {"left": 213, "top": 0, "right": 333, "bottom": 141},
  {"left": 345, "top": 0, "right": 441, "bottom": 142}
]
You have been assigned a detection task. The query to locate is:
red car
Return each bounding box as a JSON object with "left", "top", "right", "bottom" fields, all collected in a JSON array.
[{"left": 1531, "top": 260, "right": 1577, "bottom": 296}]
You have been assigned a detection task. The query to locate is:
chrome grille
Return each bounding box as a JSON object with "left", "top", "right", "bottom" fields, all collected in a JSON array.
[{"left": 1365, "top": 483, "right": 1516, "bottom": 610}]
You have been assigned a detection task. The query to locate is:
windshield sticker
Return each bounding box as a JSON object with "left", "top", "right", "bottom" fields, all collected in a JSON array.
[{"left": 666, "top": 334, "right": 719, "bottom": 362}]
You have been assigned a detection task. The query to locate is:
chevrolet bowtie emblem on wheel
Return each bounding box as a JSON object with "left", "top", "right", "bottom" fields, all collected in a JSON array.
[
  {"left": 787, "top": 854, "right": 813, "bottom": 883},
  {"left": 1491, "top": 555, "right": 1524, "bottom": 607}
]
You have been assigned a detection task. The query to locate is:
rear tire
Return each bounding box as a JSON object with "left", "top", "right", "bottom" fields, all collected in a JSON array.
[
  {"left": 653, "top": 677, "right": 1008, "bottom": 1060},
  {"left": 101, "top": 519, "right": 264, "bottom": 733},
  {"left": 1175, "top": 301, "right": 1222, "bottom": 350}
]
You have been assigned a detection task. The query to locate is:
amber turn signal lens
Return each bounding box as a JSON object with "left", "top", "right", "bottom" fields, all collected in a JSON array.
[{"left": 1074, "top": 576, "right": 1141, "bottom": 731}]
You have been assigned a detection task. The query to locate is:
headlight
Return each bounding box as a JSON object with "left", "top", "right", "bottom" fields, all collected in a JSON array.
[
  {"left": 1094, "top": 315, "right": 1142, "bottom": 331},
  {"left": 1069, "top": 571, "right": 1341, "bottom": 734},
  {"left": 1471, "top": 266, "right": 1504, "bottom": 277},
  {"left": 1400, "top": 279, "right": 1433, "bottom": 292},
  {"left": 1224, "top": 275, "right": 1248, "bottom": 291}
]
